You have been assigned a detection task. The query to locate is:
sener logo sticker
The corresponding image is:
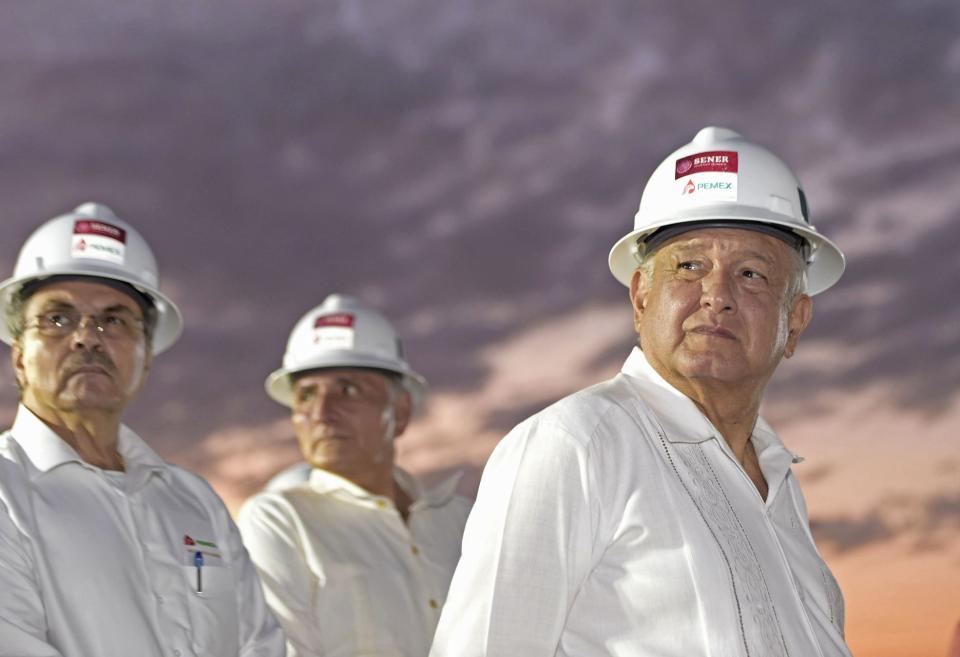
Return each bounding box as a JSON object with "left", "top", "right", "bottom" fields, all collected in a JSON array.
[
  {"left": 71, "top": 220, "right": 127, "bottom": 265},
  {"left": 313, "top": 313, "right": 355, "bottom": 349},
  {"left": 674, "top": 151, "right": 738, "bottom": 179},
  {"left": 675, "top": 150, "right": 738, "bottom": 203}
]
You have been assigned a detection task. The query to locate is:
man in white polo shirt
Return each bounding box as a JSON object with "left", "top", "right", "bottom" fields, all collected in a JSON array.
[
  {"left": 0, "top": 203, "right": 284, "bottom": 657},
  {"left": 239, "top": 294, "right": 471, "bottom": 657},
  {"left": 430, "top": 128, "right": 853, "bottom": 656}
]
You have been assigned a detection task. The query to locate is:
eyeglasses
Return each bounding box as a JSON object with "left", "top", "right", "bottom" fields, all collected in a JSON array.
[{"left": 26, "top": 311, "right": 145, "bottom": 339}]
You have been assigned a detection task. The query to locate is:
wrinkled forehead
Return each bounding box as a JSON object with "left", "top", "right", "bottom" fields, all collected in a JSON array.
[
  {"left": 652, "top": 226, "right": 797, "bottom": 263},
  {"left": 23, "top": 278, "right": 145, "bottom": 316},
  {"left": 20, "top": 275, "right": 151, "bottom": 315},
  {"left": 291, "top": 367, "right": 397, "bottom": 389}
]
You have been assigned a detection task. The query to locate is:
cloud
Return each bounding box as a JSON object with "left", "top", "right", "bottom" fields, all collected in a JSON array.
[
  {"left": 811, "top": 491, "right": 960, "bottom": 555},
  {"left": 811, "top": 511, "right": 894, "bottom": 553}
]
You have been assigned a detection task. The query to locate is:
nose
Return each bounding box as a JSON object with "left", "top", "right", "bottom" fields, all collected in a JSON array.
[
  {"left": 71, "top": 316, "right": 105, "bottom": 351},
  {"left": 700, "top": 269, "right": 737, "bottom": 313},
  {"left": 303, "top": 387, "right": 341, "bottom": 422}
]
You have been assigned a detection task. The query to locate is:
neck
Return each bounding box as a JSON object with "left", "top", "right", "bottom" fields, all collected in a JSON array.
[
  {"left": 348, "top": 466, "right": 412, "bottom": 522},
  {"left": 22, "top": 398, "right": 124, "bottom": 470},
  {"left": 357, "top": 467, "right": 395, "bottom": 498},
  {"left": 647, "top": 362, "right": 767, "bottom": 463},
  {"left": 682, "top": 382, "right": 762, "bottom": 462}
]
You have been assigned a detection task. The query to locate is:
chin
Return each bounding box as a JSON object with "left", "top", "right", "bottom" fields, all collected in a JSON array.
[{"left": 675, "top": 354, "right": 747, "bottom": 382}]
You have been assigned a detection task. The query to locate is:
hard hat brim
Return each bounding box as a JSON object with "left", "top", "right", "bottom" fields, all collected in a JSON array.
[
  {"left": 0, "top": 270, "right": 183, "bottom": 354},
  {"left": 608, "top": 208, "right": 845, "bottom": 296},
  {"left": 265, "top": 353, "right": 428, "bottom": 411}
]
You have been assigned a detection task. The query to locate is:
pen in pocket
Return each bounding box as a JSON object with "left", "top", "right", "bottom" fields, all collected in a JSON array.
[{"left": 194, "top": 551, "right": 204, "bottom": 593}]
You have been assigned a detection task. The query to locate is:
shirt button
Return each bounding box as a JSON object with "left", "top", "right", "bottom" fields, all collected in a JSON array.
[
  {"left": 429, "top": 598, "right": 439, "bottom": 609},
  {"left": 173, "top": 651, "right": 181, "bottom": 657},
  {"left": 410, "top": 545, "right": 420, "bottom": 556},
  {"left": 156, "top": 594, "right": 165, "bottom": 604},
  {"left": 375, "top": 500, "right": 387, "bottom": 509}
]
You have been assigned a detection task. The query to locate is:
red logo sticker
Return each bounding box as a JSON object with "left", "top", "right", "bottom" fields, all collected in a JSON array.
[
  {"left": 675, "top": 151, "right": 739, "bottom": 179},
  {"left": 184, "top": 535, "right": 195, "bottom": 546},
  {"left": 314, "top": 313, "right": 355, "bottom": 329},
  {"left": 73, "top": 220, "right": 127, "bottom": 243}
]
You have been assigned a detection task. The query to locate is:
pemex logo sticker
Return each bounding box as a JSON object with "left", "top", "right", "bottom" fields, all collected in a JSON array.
[
  {"left": 674, "top": 150, "right": 738, "bottom": 203},
  {"left": 71, "top": 219, "right": 127, "bottom": 265}
]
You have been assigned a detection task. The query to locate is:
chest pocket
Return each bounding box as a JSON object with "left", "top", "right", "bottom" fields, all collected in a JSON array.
[{"left": 181, "top": 563, "right": 239, "bottom": 657}]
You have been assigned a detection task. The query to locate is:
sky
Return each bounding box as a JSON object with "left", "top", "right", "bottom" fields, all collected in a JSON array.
[{"left": 0, "top": 2, "right": 958, "bottom": 654}]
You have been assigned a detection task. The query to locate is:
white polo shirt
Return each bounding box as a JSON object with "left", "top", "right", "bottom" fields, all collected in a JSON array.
[
  {"left": 0, "top": 405, "right": 285, "bottom": 657},
  {"left": 430, "top": 348, "right": 852, "bottom": 657},
  {"left": 239, "top": 467, "right": 471, "bottom": 657}
]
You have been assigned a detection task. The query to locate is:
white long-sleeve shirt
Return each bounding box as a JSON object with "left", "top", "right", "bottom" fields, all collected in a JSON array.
[
  {"left": 238, "top": 467, "right": 471, "bottom": 657},
  {"left": 0, "top": 405, "right": 285, "bottom": 657},
  {"left": 430, "top": 348, "right": 851, "bottom": 657}
]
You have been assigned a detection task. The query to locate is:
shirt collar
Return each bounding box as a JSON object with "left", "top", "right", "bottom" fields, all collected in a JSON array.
[
  {"left": 619, "top": 347, "right": 803, "bottom": 483},
  {"left": 620, "top": 348, "right": 717, "bottom": 444},
  {"left": 620, "top": 348, "right": 802, "bottom": 453},
  {"left": 307, "top": 466, "right": 461, "bottom": 510},
  {"left": 399, "top": 467, "right": 462, "bottom": 511},
  {"left": 11, "top": 404, "right": 168, "bottom": 488}
]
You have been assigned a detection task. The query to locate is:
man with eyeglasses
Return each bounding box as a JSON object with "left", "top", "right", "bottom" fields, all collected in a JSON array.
[
  {"left": 0, "top": 203, "right": 284, "bottom": 657},
  {"left": 238, "top": 294, "right": 471, "bottom": 657}
]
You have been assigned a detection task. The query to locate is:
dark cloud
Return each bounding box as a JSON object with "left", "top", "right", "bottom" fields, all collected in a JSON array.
[
  {"left": 810, "top": 511, "right": 894, "bottom": 553},
  {"left": 0, "top": 0, "right": 958, "bottom": 462},
  {"left": 811, "top": 491, "right": 960, "bottom": 554}
]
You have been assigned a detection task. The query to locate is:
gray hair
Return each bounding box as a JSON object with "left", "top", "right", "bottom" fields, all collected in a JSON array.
[{"left": 4, "top": 291, "right": 26, "bottom": 342}]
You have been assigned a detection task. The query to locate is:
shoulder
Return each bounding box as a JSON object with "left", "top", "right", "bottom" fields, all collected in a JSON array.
[
  {"left": 437, "top": 492, "right": 473, "bottom": 525},
  {"left": 0, "top": 432, "right": 35, "bottom": 516},
  {"left": 237, "top": 485, "right": 320, "bottom": 532},
  {"left": 0, "top": 430, "right": 28, "bottom": 473},
  {"left": 510, "top": 373, "right": 653, "bottom": 452}
]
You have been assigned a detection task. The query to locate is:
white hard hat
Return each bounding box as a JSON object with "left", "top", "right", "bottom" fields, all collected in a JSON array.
[
  {"left": 609, "top": 126, "right": 845, "bottom": 295},
  {"left": 0, "top": 202, "right": 183, "bottom": 354},
  {"left": 265, "top": 294, "right": 428, "bottom": 410}
]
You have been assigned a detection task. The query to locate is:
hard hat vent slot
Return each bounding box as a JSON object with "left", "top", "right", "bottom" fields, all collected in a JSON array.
[{"left": 798, "top": 188, "right": 810, "bottom": 224}]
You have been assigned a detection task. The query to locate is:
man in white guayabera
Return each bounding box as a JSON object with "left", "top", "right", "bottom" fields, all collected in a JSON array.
[
  {"left": 239, "top": 294, "right": 471, "bottom": 657},
  {"left": 0, "top": 203, "right": 284, "bottom": 657},
  {"left": 430, "top": 127, "right": 853, "bottom": 657}
]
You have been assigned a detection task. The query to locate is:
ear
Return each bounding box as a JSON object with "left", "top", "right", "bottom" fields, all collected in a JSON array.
[
  {"left": 391, "top": 389, "right": 413, "bottom": 440},
  {"left": 132, "top": 342, "right": 153, "bottom": 394},
  {"left": 629, "top": 268, "right": 649, "bottom": 337},
  {"left": 784, "top": 294, "right": 813, "bottom": 359},
  {"left": 11, "top": 340, "right": 26, "bottom": 392}
]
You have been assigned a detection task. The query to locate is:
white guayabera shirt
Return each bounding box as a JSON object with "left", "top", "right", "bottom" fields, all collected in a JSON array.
[
  {"left": 238, "top": 467, "right": 471, "bottom": 657},
  {"left": 0, "top": 405, "right": 285, "bottom": 657},
  {"left": 430, "top": 348, "right": 852, "bottom": 657}
]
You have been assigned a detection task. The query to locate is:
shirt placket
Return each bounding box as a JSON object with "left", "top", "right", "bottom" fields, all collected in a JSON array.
[
  {"left": 408, "top": 510, "right": 446, "bottom": 622},
  {"left": 714, "top": 442, "right": 826, "bottom": 657},
  {"left": 373, "top": 496, "right": 440, "bottom": 639}
]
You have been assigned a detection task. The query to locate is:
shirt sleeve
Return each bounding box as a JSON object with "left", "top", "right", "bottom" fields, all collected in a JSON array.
[
  {"left": 216, "top": 500, "right": 287, "bottom": 657},
  {"left": 238, "top": 495, "right": 318, "bottom": 657},
  {"left": 0, "top": 495, "right": 65, "bottom": 657},
  {"left": 430, "top": 419, "right": 599, "bottom": 657}
]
